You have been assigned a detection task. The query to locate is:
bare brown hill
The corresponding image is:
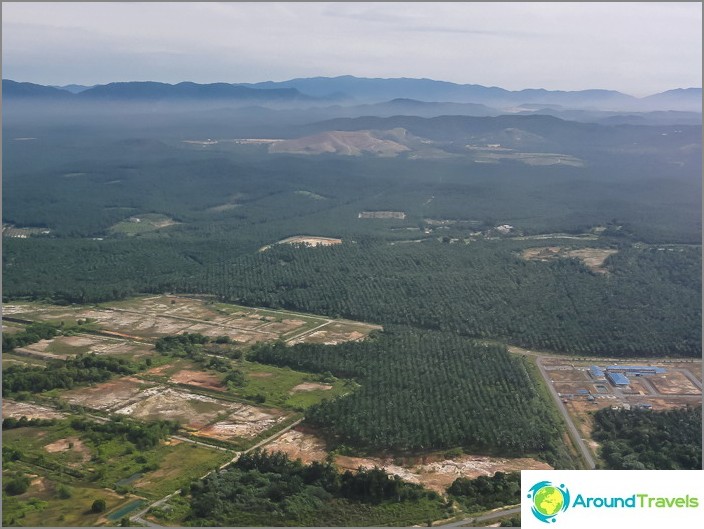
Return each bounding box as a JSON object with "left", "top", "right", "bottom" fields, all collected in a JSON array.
[{"left": 269, "top": 129, "right": 412, "bottom": 157}]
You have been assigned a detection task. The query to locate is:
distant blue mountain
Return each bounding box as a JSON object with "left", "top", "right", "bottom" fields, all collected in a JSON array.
[
  {"left": 244, "top": 76, "right": 700, "bottom": 111},
  {"left": 77, "top": 81, "right": 311, "bottom": 102},
  {"left": 51, "top": 84, "right": 95, "bottom": 94},
  {"left": 3, "top": 77, "right": 701, "bottom": 113},
  {"left": 3, "top": 79, "right": 75, "bottom": 99},
  {"left": 641, "top": 88, "right": 702, "bottom": 112}
]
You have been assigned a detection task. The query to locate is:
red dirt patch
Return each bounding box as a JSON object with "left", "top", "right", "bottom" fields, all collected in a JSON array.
[
  {"left": 44, "top": 437, "right": 91, "bottom": 462},
  {"left": 170, "top": 369, "right": 225, "bottom": 391},
  {"left": 263, "top": 427, "right": 329, "bottom": 465}
]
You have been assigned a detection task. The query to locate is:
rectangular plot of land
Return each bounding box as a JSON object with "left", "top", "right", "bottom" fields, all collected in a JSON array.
[
  {"left": 114, "top": 387, "right": 242, "bottom": 429},
  {"left": 258, "top": 319, "right": 307, "bottom": 335},
  {"left": 358, "top": 211, "right": 406, "bottom": 219},
  {"left": 291, "top": 321, "right": 379, "bottom": 345},
  {"left": 2, "top": 400, "right": 66, "bottom": 420},
  {"left": 61, "top": 376, "right": 151, "bottom": 412},
  {"left": 195, "top": 405, "right": 288, "bottom": 440},
  {"left": 648, "top": 372, "right": 701, "bottom": 395}
]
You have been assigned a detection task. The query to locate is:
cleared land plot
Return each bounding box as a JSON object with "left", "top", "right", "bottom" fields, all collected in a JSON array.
[
  {"left": 520, "top": 246, "right": 617, "bottom": 274},
  {"left": 358, "top": 210, "right": 406, "bottom": 219},
  {"left": 289, "top": 320, "right": 380, "bottom": 345},
  {"left": 195, "top": 404, "right": 288, "bottom": 441},
  {"left": 468, "top": 150, "right": 584, "bottom": 167},
  {"left": 108, "top": 213, "right": 178, "bottom": 236},
  {"left": 170, "top": 369, "right": 226, "bottom": 392},
  {"left": 263, "top": 426, "right": 329, "bottom": 465},
  {"left": 43, "top": 437, "right": 91, "bottom": 466},
  {"left": 113, "top": 387, "right": 240, "bottom": 430},
  {"left": 60, "top": 376, "right": 153, "bottom": 412},
  {"left": 2, "top": 225, "right": 51, "bottom": 238},
  {"left": 648, "top": 372, "right": 701, "bottom": 395},
  {"left": 269, "top": 130, "right": 409, "bottom": 157},
  {"left": 260, "top": 236, "right": 342, "bottom": 252},
  {"left": 2, "top": 400, "right": 66, "bottom": 420},
  {"left": 3, "top": 296, "right": 378, "bottom": 347},
  {"left": 263, "top": 428, "right": 551, "bottom": 495}
]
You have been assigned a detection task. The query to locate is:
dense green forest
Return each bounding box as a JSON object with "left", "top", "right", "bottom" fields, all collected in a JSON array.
[
  {"left": 184, "top": 449, "right": 448, "bottom": 526},
  {"left": 447, "top": 471, "right": 520, "bottom": 512},
  {"left": 592, "top": 407, "right": 702, "bottom": 470},
  {"left": 2, "top": 354, "right": 138, "bottom": 397},
  {"left": 7, "top": 238, "right": 698, "bottom": 357},
  {"left": 249, "top": 330, "right": 569, "bottom": 463},
  {"left": 3, "top": 115, "right": 701, "bottom": 361}
]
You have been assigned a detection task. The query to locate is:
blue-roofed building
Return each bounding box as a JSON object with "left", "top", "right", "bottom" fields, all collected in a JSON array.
[
  {"left": 576, "top": 389, "right": 590, "bottom": 395},
  {"left": 606, "top": 365, "right": 666, "bottom": 375},
  {"left": 589, "top": 366, "right": 605, "bottom": 379},
  {"left": 607, "top": 372, "right": 630, "bottom": 386}
]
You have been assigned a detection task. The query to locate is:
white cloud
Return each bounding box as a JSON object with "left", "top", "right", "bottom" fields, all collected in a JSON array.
[{"left": 1, "top": 2, "right": 700, "bottom": 95}]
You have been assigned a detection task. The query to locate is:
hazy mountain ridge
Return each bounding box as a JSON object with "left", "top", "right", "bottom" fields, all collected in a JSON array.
[{"left": 3, "top": 77, "right": 701, "bottom": 113}]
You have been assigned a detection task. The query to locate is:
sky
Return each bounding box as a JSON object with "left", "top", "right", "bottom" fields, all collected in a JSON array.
[{"left": 1, "top": 2, "right": 701, "bottom": 96}]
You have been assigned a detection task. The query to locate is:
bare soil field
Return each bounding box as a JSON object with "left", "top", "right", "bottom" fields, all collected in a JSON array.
[
  {"left": 358, "top": 211, "right": 406, "bottom": 219},
  {"left": 195, "top": 404, "right": 288, "bottom": 440},
  {"left": 4, "top": 297, "right": 378, "bottom": 350},
  {"left": 623, "top": 378, "right": 653, "bottom": 396},
  {"left": 263, "top": 427, "right": 329, "bottom": 464},
  {"left": 269, "top": 130, "right": 409, "bottom": 157},
  {"left": 114, "top": 387, "right": 238, "bottom": 429},
  {"left": 2, "top": 225, "right": 51, "bottom": 238},
  {"left": 170, "top": 369, "right": 225, "bottom": 392},
  {"left": 547, "top": 369, "right": 589, "bottom": 383},
  {"left": 261, "top": 428, "right": 551, "bottom": 494},
  {"left": 520, "top": 246, "right": 617, "bottom": 273},
  {"left": 2, "top": 400, "right": 66, "bottom": 420},
  {"left": 61, "top": 376, "right": 151, "bottom": 412},
  {"left": 44, "top": 437, "right": 91, "bottom": 463},
  {"left": 339, "top": 454, "right": 551, "bottom": 495},
  {"left": 648, "top": 372, "right": 701, "bottom": 395},
  {"left": 290, "top": 321, "right": 380, "bottom": 346},
  {"left": 259, "top": 236, "right": 342, "bottom": 252}
]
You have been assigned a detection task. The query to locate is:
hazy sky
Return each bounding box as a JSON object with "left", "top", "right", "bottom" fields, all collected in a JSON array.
[{"left": 2, "top": 2, "right": 701, "bottom": 96}]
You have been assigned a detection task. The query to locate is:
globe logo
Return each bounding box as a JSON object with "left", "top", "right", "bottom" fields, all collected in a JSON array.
[{"left": 527, "top": 481, "right": 570, "bottom": 523}]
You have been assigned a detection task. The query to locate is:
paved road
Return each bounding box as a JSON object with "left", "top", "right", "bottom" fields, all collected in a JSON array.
[
  {"left": 536, "top": 356, "right": 596, "bottom": 469},
  {"left": 438, "top": 505, "right": 521, "bottom": 527}
]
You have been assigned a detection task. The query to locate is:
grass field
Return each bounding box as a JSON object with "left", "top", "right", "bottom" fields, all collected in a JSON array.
[
  {"left": 2, "top": 468, "right": 134, "bottom": 527},
  {"left": 233, "top": 360, "right": 353, "bottom": 409},
  {"left": 131, "top": 441, "right": 231, "bottom": 498}
]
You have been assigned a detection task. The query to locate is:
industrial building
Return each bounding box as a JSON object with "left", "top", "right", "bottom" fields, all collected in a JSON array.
[
  {"left": 589, "top": 366, "right": 605, "bottom": 379},
  {"left": 606, "top": 365, "right": 666, "bottom": 375},
  {"left": 607, "top": 372, "right": 630, "bottom": 386}
]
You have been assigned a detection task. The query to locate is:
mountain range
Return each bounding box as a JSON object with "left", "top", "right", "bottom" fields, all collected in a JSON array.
[{"left": 3, "top": 77, "right": 701, "bottom": 113}]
